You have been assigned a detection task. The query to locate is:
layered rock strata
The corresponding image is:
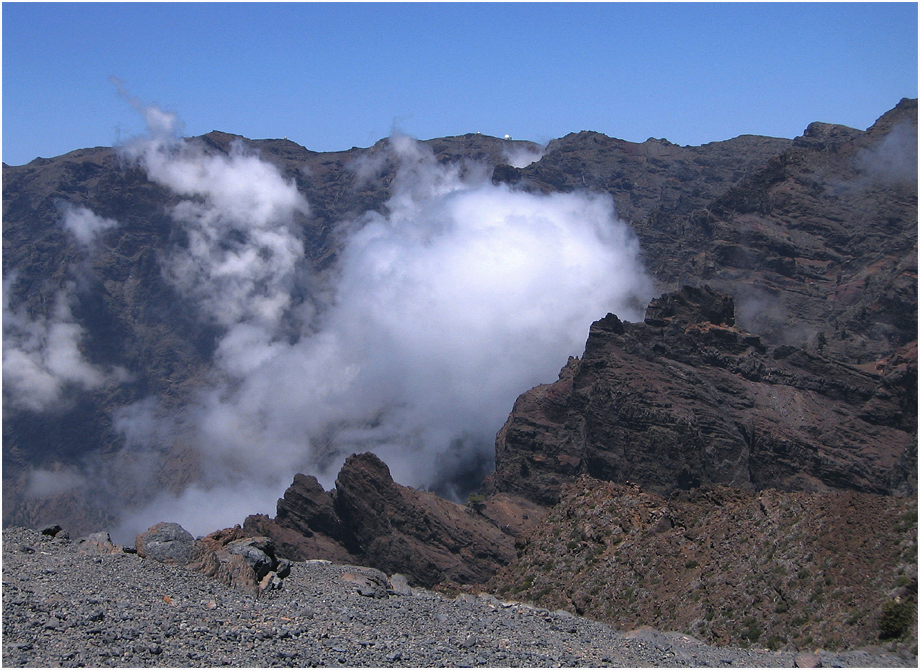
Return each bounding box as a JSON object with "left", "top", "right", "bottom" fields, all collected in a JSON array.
[{"left": 483, "top": 285, "right": 917, "bottom": 505}]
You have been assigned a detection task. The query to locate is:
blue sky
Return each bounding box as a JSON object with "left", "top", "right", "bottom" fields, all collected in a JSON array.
[{"left": 2, "top": 2, "right": 917, "bottom": 166}]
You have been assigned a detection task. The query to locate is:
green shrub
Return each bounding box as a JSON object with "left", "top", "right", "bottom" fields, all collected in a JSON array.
[
  {"left": 466, "top": 493, "right": 487, "bottom": 512},
  {"left": 894, "top": 508, "right": 917, "bottom": 532},
  {"left": 766, "top": 635, "right": 785, "bottom": 650},
  {"left": 879, "top": 599, "right": 916, "bottom": 639}
]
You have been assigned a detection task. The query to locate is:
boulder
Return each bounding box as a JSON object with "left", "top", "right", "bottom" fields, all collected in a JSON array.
[
  {"left": 224, "top": 537, "right": 277, "bottom": 581},
  {"left": 76, "top": 531, "right": 122, "bottom": 555},
  {"left": 135, "top": 522, "right": 195, "bottom": 565},
  {"left": 135, "top": 522, "right": 291, "bottom": 596}
]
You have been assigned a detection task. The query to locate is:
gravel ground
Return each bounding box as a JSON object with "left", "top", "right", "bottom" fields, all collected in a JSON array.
[{"left": 2, "top": 527, "right": 913, "bottom": 668}]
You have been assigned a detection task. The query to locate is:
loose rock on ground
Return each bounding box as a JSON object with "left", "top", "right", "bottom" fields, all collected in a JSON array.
[{"left": 2, "top": 527, "right": 913, "bottom": 667}]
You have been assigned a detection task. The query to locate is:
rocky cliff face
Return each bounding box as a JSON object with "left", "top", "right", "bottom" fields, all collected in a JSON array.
[
  {"left": 482, "top": 285, "right": 916, "bottom": 506},
  {"left": 242, "top": 453, "right": 544, "bottom": 588},
  {"left": 498, "top": 100, "right": 917, "bottom": 367}
]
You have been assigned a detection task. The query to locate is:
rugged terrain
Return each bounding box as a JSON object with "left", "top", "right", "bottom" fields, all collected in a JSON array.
[
  {"left": 482, "top": 285, "right": 916, "bottom": 506},
  {"left": 483, "top": 477, "right": 917, "bottom": 656},
  {"left": 2, "top": 526, "right": 914, "bottom": 668},
  {"left": 3, "top": 100, "right": 915, "bottom": 535},
  {"left": 3, "top": 100, "right": 917, "bottom": 659}
]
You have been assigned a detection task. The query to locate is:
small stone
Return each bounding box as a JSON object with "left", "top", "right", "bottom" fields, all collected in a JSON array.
[
  {"left": 388, "top": 573, "right": 413, "bottom": 596},
  {"left": 459, "top": 634, "right": 477, "bottom": 649},
  {"left": 260, "top": 571, "right": 284, "bottom": 592},
  {"left": 77, "top": 531, "right": 120, "bottom": 555},
  {"left": 794, "top": 652, "right": 823, "bottom": 668}
]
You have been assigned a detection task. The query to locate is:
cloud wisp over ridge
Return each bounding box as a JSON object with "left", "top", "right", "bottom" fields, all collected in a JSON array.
[{"left": 9, "top": 99, "right": 656, "bottom": 540}]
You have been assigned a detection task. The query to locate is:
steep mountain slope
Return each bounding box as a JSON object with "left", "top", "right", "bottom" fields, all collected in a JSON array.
[
  {"left": 482, "top": 477, "right": 917, "bottom": 655},
  {"left": 2, "top": 101, "right": 916, "bottom": 543},
  {"left": 514, "top": 99, "right": 917, "bottom": 365}
]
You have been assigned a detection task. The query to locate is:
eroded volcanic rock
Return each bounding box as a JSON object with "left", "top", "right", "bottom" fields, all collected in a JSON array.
[
  {"left": 3, "top": 101, "right": 915, "bottom": 540},
  {"left": 135, "top": 522, "right": 291, "bottom": 596},
  {"left": 483, "top": 285, "right": 917, "bottom": 506},
  {"left": 244, "top": 453, "right": 544, "bottom": 588}
]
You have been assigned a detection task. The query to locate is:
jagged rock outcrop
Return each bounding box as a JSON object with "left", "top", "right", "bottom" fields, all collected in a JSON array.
[
  {"left": 244, "top": 453, "right": 544, "bottom": 588},
  {"left": 135, "top": 522, "right": 291, "bottom": 596},
  {"left": 483, "top": 285, "right": 917, "bottom": 506}
]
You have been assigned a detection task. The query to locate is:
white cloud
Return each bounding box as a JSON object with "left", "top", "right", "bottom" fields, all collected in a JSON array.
[
  {"left": 105, "top": 101, "right": 654, "bottom": 536},
  {"left": 26, "top": 467, "right": 86, "bottom": 497},
  {"left": 503, "top": 142, "right": 545, "bottom": 168},
  {"left": 127, "top": 132, "right": 309, "bottom": 330},
  {"left": 61, "top": 204, "right": 119, "bottom": 247},
  {"left": 854, "top": 122, "right": 918, "bottom": 184},
  {"left": 2, "top": 277, "right": 125, "bottom": 412}
]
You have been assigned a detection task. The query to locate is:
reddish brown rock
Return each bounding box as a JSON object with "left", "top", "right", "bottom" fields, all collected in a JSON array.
[
  {"left": 135, "top": 522, "right": 290, "bottom": 596},
  {"left": 332, "top": 453, "right": 517, "bottom": 587},
  {"left": 485, "top": 475, "right": 918, "bottom": 654},
  {"left": 244, "top": 453, "right": 543, "bottom": 588},
  {"left": 483, "top": 286, "right": 916, "bottom": 505}
]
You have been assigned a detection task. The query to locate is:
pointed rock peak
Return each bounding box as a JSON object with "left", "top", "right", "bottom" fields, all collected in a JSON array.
[
  {"left": 334, "top": 452, "right": 400, "bottom": 499},
  {"left": 644, "top": 285, "right": 735, "bottom": 328},
  {"left": 341, "top": 452, "right": 394, "bottom": 480},
  {"left": 868, "top": 97, "right": 918, "bottom": 134}
]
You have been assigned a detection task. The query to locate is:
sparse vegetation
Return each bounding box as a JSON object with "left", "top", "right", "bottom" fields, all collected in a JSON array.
[
  {"left": 879, "top": 598, "right": 915, "bottom": 639},
  {"left": 465, "top": 493, "right": 487, "bottom": 512},
  {"left": 484, "top": 478, "right": 918, "bottom": 654}
]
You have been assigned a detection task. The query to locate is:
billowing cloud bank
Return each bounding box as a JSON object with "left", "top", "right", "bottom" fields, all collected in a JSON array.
[{"left": 8, "top": 103, "right": 655, "bottom": 540}]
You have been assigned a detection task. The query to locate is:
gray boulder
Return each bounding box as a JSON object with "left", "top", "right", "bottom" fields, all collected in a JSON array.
[{"left": 135, "top": 522, "right": 195, "bottom": 565}]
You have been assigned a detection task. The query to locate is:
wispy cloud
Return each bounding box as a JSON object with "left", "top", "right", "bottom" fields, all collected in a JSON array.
[{"left": 2, "top": 276, "right": 127, "bottom": 412}]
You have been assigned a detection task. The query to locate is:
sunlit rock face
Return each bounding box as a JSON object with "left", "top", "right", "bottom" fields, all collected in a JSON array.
[{"left": 482, "top": 285, "right": 916, "bottom": 506}]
